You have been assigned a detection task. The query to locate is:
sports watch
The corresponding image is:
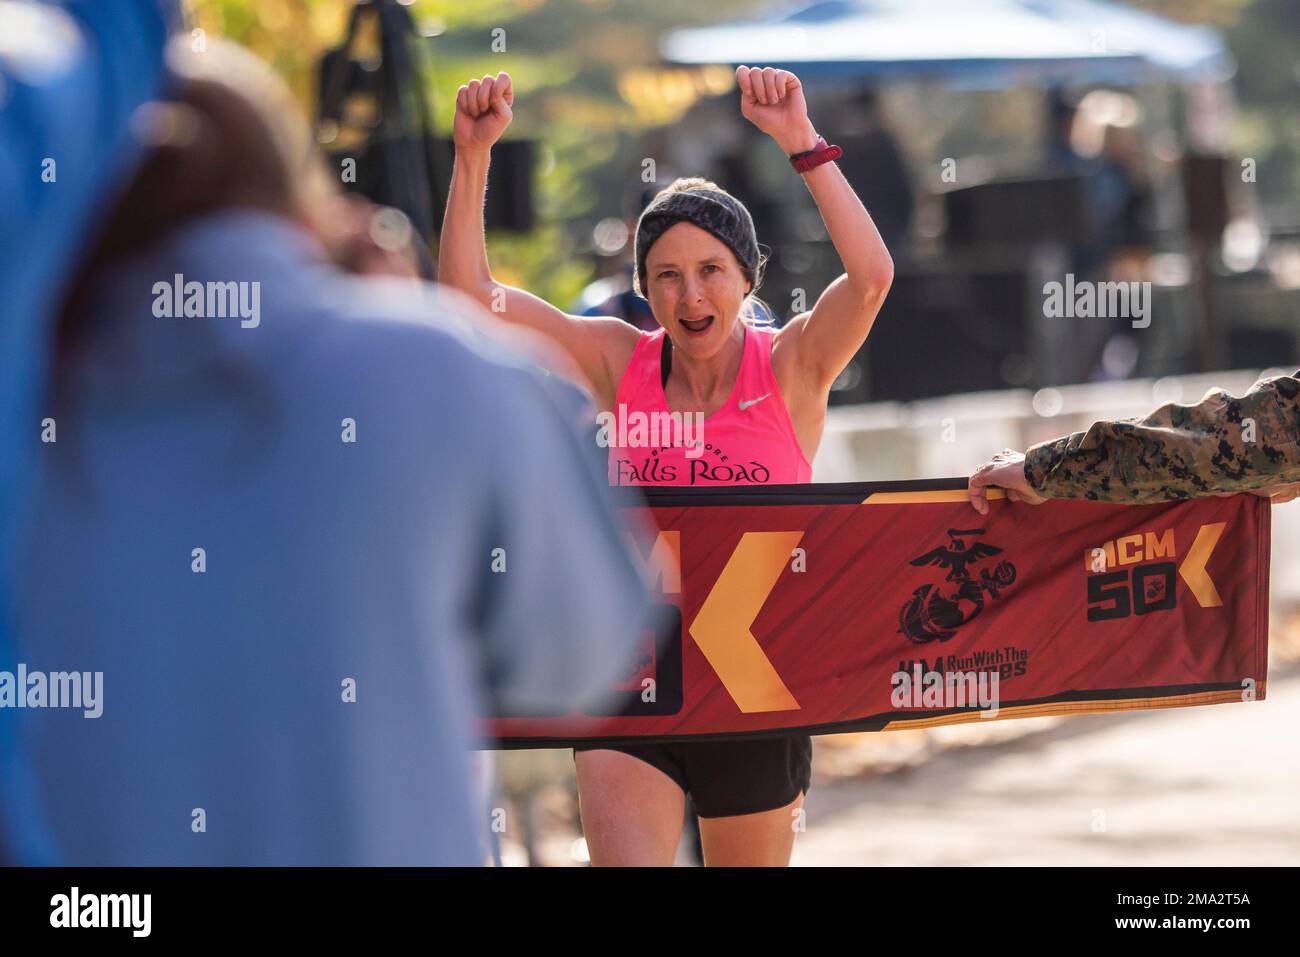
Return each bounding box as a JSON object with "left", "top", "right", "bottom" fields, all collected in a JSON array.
[{"left": 788, "top": 135, "right": 843, "bottom": 174}]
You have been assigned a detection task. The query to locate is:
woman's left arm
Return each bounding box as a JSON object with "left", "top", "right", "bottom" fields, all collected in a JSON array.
[{"left": 736, "top": 66, "right": 895, "bottom": 391}]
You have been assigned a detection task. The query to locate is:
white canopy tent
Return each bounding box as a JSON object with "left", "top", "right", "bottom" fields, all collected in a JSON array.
[{"left": 661, "top": 0, "right": 1233, "bottom": 88}]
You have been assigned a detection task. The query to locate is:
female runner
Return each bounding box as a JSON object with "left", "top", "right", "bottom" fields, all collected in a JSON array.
[{"left": 440, "top": 65, "right": 894, "bottom": 866}]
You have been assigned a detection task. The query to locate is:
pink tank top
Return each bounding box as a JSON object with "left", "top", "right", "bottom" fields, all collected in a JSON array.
[{"left": 606, "top": 325, "right": 813, "bottom": 487}]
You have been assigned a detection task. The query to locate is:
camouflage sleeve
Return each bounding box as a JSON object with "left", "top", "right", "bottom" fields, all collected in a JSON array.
[{"left": 1024, "top": 372, "right": 1300, "bottom": 503}]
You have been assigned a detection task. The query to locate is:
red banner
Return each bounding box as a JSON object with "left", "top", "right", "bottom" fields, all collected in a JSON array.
[{"left": 489, "top": 480, "right": 1270, "bottom": 747}]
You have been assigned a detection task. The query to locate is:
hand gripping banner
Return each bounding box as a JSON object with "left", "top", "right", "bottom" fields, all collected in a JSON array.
[{"left": 488, "top": 479, "right": 1270, "bottom": 747}]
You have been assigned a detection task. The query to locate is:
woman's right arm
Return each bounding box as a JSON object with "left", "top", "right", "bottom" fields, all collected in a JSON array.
[{"left": 439, "top": 73, "right": 636, "bottom": 408}]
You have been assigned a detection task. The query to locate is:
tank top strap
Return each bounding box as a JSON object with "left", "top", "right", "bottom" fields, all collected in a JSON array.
[
  {"left": 740, "top": 324, "right": 781, "bottom": 397},
  {"left": 614, "top": 327, "right": 665, "bottom": 409}
]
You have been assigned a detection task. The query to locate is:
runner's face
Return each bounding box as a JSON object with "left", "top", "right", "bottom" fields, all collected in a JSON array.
[{"left": 645, "top": 222, "right": 750, "bottom": 357}]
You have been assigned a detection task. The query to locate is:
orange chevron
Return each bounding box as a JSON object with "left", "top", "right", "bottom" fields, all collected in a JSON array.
[
  {"left": 1179, "top": 522, "right": 1226, "bottom": 608},
  {"left": 689, "top": 531, "right": 803, "bottom": 713}
]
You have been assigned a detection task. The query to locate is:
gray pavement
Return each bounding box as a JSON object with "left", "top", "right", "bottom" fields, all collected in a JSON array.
[{"left": 793, "top": 670, "right": 1300, "bottom": 866}]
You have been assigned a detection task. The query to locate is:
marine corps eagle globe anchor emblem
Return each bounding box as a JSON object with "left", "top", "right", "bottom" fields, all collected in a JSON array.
[{"left": 899, "top": 528, "right": 1017, "bottom": 644}]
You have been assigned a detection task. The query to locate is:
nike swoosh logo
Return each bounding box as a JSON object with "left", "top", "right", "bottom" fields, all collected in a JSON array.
[{"left": 738, "top": 393, "right": 772, "bottom": 411}]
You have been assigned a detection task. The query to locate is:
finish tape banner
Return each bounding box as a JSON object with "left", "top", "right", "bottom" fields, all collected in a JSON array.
[{"left": 489, "top": 480, "right": 1270, "bottom": 747}]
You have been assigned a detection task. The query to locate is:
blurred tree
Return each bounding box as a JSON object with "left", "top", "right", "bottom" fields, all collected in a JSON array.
[
  {"left": 186, "top": 0, "right": 753, "bottom": 308},
  {"left": 1130, "top": 0, "right": 1300, "bottom": 206},
  {"left": 184, "top": 0, "right": 1299, "bottom": 302},
  {"left": 1219, "top": 0, "right": 1300, "bottom": 207}
]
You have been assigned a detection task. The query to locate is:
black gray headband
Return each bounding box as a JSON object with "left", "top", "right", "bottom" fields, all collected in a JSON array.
[{"left": 633, "top": 187, "right": 760, "bottom": 298}]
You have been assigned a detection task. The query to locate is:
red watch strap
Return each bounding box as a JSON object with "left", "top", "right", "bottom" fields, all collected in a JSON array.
[{"left": 789, "top": 136, "right": 842, "bottom": 174}]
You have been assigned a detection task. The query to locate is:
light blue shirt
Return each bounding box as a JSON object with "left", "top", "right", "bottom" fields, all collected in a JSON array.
[{"left": 15, "top": 210, "right": 655, "bottom": 864}]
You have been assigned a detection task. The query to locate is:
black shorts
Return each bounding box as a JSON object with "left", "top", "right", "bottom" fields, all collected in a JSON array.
[{"left": 574, "top": 735, "right": 812, "bottom": 819}]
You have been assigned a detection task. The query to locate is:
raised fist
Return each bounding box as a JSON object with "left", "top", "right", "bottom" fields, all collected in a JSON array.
[
  {"left": 453, "top": 72, "right": 513, "bottom": 153},
  {"left": 735, "top": 65, "right": 814, "bottom": 153}
]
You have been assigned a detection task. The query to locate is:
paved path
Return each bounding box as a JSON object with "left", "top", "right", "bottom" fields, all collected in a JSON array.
[{"left": 793, "top": 671, "right": 1300, "bottom": 866}]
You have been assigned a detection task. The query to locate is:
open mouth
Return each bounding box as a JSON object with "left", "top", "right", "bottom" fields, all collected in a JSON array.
[{"left": 680, "top": 315, "right": 715, "bottom": 335}]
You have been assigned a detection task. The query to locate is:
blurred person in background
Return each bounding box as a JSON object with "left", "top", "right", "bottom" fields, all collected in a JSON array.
[
  {"left": 439, "top": 65, "right": 894, "bottom": 865},
  {"left": 1, "top": 0, "right": 653, "bottom": 865},
  {"left": 834, "top": 89, "right": 915, "bottom": 261},
  {"left": 1055, "top": 89, "right": 1156, "bottom": 282},
  {"left": 967, "top": 370, "right": 1300, "bottom": 512},
  {"left": 1072, "top": 91, "right": 1157, "bottom": 382},
  {"left": 571, "top": 185, "right": 663, "bottom": 331}
]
